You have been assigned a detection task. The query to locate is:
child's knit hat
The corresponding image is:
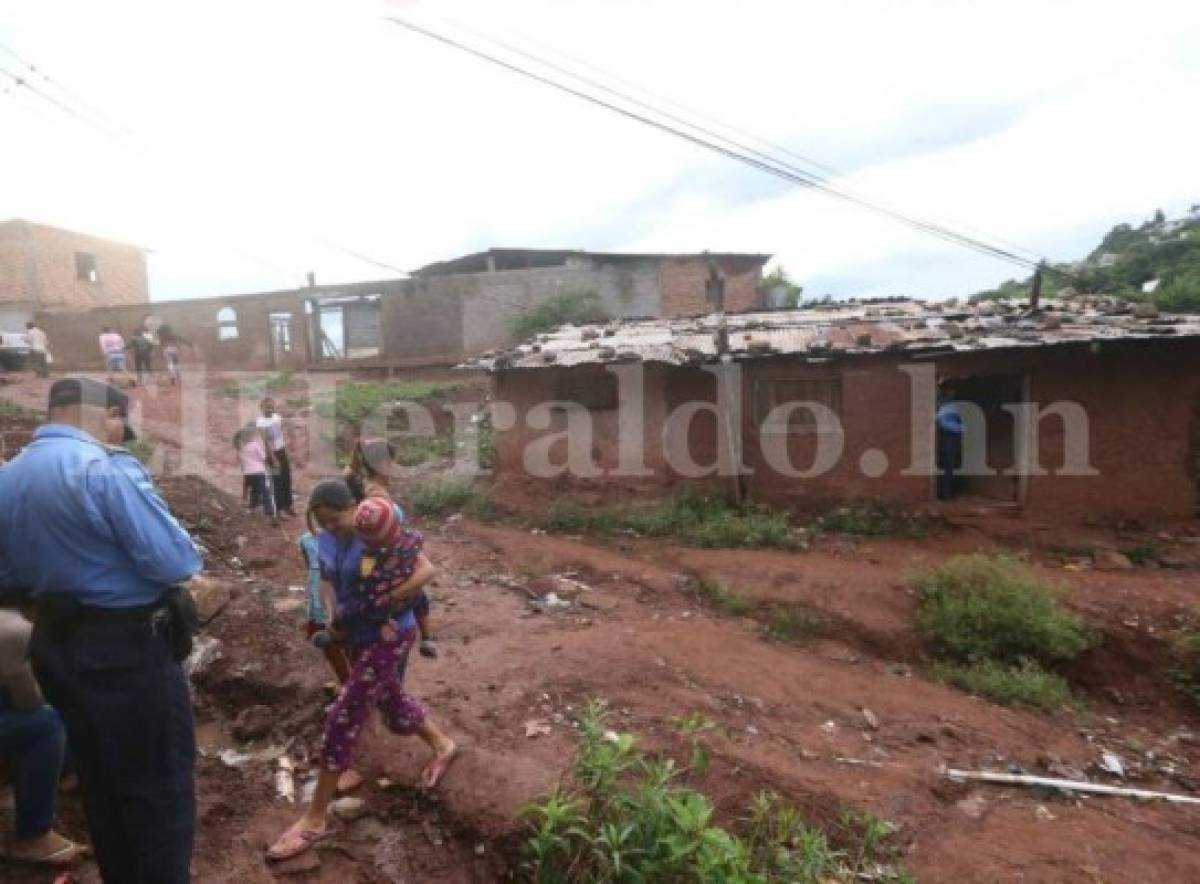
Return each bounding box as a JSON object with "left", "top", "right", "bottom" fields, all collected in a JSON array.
[{"left": 354, "top": 496, "right": 404, "bottom": 549}]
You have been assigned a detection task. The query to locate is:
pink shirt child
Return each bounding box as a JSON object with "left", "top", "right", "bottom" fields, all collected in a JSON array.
[{"left": 237, "top": 432, "right": 268, "bottom": 475}]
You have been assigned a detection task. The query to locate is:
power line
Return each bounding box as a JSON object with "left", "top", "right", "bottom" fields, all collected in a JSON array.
[
  {"left": 385, "top": 15, "right": 1075, "bottom": 284},
  {"left": 0, "top": 41, "right": 128, "bottom": 134},
  {"left": 0, "top": 65, "right": 119, "bottom": 136}
]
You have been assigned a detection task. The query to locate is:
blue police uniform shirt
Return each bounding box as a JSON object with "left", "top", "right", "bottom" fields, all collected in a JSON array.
[{"left": 0, "top": 424, "right": 202, "bottom": 608}]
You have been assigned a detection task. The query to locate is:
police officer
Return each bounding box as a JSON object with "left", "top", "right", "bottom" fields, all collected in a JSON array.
[{"left": 0, "top": 377, "right": 202, "bottom": 882}]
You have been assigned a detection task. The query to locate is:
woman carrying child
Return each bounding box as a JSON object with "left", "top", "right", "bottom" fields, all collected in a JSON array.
[
  {"left": 345, "top": 437, "right": 439, "bottom": 658},
  {"left": 267, "top": 481, "right": 457, "bottom": 861}
]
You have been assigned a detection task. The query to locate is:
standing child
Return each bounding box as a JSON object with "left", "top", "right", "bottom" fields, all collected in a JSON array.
[
  {"left": 267, "top": 482, "right": 456, "bottom": 862},
  {"left": 298, "top": 530, "right": 350, "bottom": 683},
  {"left": 234, "top": 425, "right": 277, "bottom": 521}
]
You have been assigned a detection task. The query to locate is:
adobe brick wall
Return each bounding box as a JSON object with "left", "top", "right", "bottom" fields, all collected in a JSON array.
[
  {"left": 488, "top": 338, "right": 1200, "bottom": 522},
  {"left": 658, "top": 257, "right": 764, "bottom": 316},
  {"left": 0, "top": 223, "right": 148, "bottom": 310}
]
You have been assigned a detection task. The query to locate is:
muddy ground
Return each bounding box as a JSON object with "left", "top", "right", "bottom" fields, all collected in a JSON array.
[{"left": 4, "top": 369, "right": 1200, "bottom": 882}]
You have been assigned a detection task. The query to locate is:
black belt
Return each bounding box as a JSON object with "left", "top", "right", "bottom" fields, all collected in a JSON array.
[{"left": 35, "top": 595, "right": 164, "bottom": 625}]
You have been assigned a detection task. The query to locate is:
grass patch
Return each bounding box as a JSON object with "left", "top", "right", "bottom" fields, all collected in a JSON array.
[
  {"left": 510, "top": 289, "right": 611, "bottom": 341},
  {"left": 913, "top": 554, "right": 1091, "bottom": 710},
  {"left": 1168, "top": 626, "right": 1200, "bottom": 706},
  {"left": 521, "top": 700, "right": 912, "bottom": 883},
  {"left": 394, "top": 435, "right": 455, "bottom": 466},
  {"left": 217, "top": 369, "right": 297, "bottom": 399},
  {"left": 314, "top": 379, "right": 459, "bottom": 426},
  {"left": 814, "top": 498, "right": 932, "bottom": 538},
  {"left": 1125, "top": 544, "right": 1158, "bottom": 566},
  {"left": 694, "top": 578, "right": 753, "bottom": 617},
  {"left": 0, "top": 399, "right": 35, "bottom": 420},
  {"left": 408, "top": 478, "right": 492, "bottom": 518},
  {"left": 761, "top": 605, "right": 826, "bottom": 644},
  {"left": 545, "top": 491, "right": 798, "bottom": 550},
  {"left": 932, "top": 660, "right": 1075, "bottom": 711}
]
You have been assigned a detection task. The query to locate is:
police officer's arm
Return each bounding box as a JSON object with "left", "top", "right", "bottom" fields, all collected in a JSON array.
[{"left": 91, "top": 454, "right": 203, "bottom": 586}]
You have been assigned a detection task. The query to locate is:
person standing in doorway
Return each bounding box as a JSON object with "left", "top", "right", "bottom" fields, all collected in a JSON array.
[
  {"left": 24, "top": 322, "right": 49, "bottom": 378},
  {"left": 936, "top": 379, "right": 964, "bottom": 500},
  {"left": 257, "top": 397, "right": 296, "bottom": 517},
  {"left": 0, "top": 377, "right": 203, "bottom": 883}
]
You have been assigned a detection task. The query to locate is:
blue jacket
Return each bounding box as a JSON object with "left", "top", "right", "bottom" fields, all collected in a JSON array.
[{"left": 0, "top": 425, "right": 201, "bottom": 608}]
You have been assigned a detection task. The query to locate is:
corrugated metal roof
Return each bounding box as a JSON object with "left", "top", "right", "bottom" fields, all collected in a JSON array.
[{"left": 463, "top": 298, "right": 1200, "bottom": 372}]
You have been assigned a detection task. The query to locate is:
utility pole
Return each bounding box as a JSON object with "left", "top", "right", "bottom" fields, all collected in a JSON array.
[
  {"left": 1030, "top": 260, "right": 1045, "bottom": 311},
  {"left": 706, "top": 254, "right": 746, "bottom": 505}
]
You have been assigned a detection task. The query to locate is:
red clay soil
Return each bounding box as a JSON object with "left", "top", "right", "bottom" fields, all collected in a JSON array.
[{"left": 5, "top": 373, "right": 1200, "bottom": 882}]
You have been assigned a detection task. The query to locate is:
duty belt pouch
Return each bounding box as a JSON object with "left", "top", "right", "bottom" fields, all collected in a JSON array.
[{"left": 161, "top": 585, "right": 200, "bottom": 662}]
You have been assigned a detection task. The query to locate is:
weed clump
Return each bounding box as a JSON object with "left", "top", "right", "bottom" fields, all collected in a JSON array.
[
  {"left": 521, "top": 700, "right": 913, "bottom": 883},
  {"left": 511, "top": 290, "right": 611, "bottom": 340},
  {"left": 314, "top": 379, "right": 460, "bottom": 426},
  {"left": 814, "top": 499, "right": 932, "bottom": 538},
  {"left": 408, "top": 478, "right": 492, "bottom": 518},
  {"left": 545, "top": 492, "right": 798, "bottom": 550},
  {"left": 912, "top": 554, "right": 1090, "bottom": 710}
]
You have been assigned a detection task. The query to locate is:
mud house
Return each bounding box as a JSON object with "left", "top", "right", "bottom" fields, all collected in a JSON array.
[
  {"left": 0, "top": 220, "right": 148, "bottom": 330},
  {"left": 33, "top": 248, "right": 769, "bottom": 371},
  {"left": 469, "top": 297, "right": 1200, "bottom": 521}
]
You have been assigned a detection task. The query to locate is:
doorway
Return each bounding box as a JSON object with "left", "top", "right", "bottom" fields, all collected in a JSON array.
[
  {"left": 938, "top": 373, "right": 1025, "bottom": 504},
  {"left": 269, "top": 312, "right": 293, "bottom": 368}
]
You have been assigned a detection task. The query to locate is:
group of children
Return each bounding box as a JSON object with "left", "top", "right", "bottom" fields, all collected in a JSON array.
[{"left": 266, "top": 436, "right": 451, "bottom": 861}]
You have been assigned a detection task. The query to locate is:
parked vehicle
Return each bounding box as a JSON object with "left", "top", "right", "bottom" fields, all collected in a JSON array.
[{"left": 0, "top": 331, "right": 31, "bottom": 370}]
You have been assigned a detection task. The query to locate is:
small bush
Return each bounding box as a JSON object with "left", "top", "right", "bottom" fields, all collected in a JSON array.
[
  {"left": 511, "top": 290, "right": 611, "bottom": 341},
  {"left": 408, "top": 478, "right": 491, "bottom": 518},
  {"left": 694, "top": 579, "right": 752, "bottom": 617},
  {"left": 1125, "top": 544, "right": 1158, "bottom": 566},
  {"left": 761, "top": 605, "right": 826, "bottom": 644},
  {"left": 314, "top": 380, "right": 459, "bottom": 426},
  {"left": 913, "top": 554, "right": 1091, "bottom": 667},
  {"left": 218, "top": 369, "right": 297, "bottom": 399},
  {"left": 932, "top": 660, "right": 1075, "bottom": 711},
  {"left": 394, "top": 435, "right": 455, "bottom": 466},
  {"left": 544, "top": 492, "right": 797, "bottom": 550},
  {"left": 1168, "top": 627, "right": 1200, "bottom": 706},
  {"left": 521, "top": 700, "right": 912, "bottom": 883},
  {"left": 0, "top": 399, "right": 34, "bottom": 420}
]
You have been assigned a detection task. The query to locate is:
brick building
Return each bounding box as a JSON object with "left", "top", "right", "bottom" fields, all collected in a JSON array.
[
  {"left": 34, "top": 248, "right": 767, "bottom": 370},
  {"left": 0, "top": 221, "right": 148, "bottom": 330},
  {"left": 470, "top": 297, "right": 1200, "bottom": 522}
]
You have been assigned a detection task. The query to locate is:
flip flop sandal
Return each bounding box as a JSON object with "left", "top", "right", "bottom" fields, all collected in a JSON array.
[
  {"left": 422, "top": 745, "right": 459, "bottom": 789},
  {"left": 266, "top": 829, "right": 328, "bottom": 861},
  {"left": 12, "top": 841, "right": 85, "bottom": 869}
]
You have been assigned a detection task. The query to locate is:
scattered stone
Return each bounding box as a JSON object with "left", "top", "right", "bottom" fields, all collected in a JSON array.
[
  {"left": 956, "top": 793, "right": 988, "bottom": 820},
  {"left": 1100, "top": 752, "right": 1126, "bottom": 778},
  {"left": 331, "top": 796, "right": 367, "bottom": 821},
  {"left": 524, "top": 719, "right": 552, "bottom": 739},
  {"left": 1093, "top": 550, "right": 1133, "bottom": 571},
  {"left": 1034, "top": 805, "right": 1057, "bottom": 822},
  {"left": 861, "top": 707, "right": 880, "bottom": 731},
  {"left": 184, "top": 636, "right": 223, "bottom": 677},
  {"left": 233, "top": 705, "right": 275, "bottom": 741},
  {"left": 475, "top": 844, "right": 486, "bottom": 856},
  {"left": 190, "top": 578, "right": 233, "bottom": 623}
]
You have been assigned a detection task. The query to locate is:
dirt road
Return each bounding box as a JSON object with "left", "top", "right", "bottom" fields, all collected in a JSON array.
[{"left": 4, "top": 371, "right": 1200, "bottom": 882}]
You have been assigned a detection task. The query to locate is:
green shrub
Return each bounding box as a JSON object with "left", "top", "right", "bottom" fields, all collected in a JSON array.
[
  {"left": 394, "top": 435, "right": 455, "bottom": 466},
  {"left": 218, "top": 369, "right": 297, "bottom": 399},
  {"left": 932, "top": 660, "right": 1075, "bottom": 711},
  {"left": 408, "top": 478, "right": 491, "bottom": 518},
  {"left": 1125, "top": 544, "right": 1158, "bottom": 566},
  {"left": 0, "top": 399, "right": 34, "bottom": 420},
  {"left": 124, "top": 439, "right": 155, "bottom": 465},
  {"left": 314, "top": 380, "right": 459, "bottom": 426},
  {"left": 511, "top": 290, "right": 611, "bottom": 341},
  {"left": 913, "top": 554, "right": 1090, "bottom": 667},
  {"left": 694, "top": 579, "right": 752, "bottom": 617},
  {"left": 545, "top": 492, "right": 797, "bottom": 550},
  {"left": 1168, "top": 627, "right": 1200, "bottom": 705},
  {"left": 761, "top": 605, "right": 826, "bottom": 645},
  {"left": 521, "top": 701, "right": 912, "bottom": 883}
]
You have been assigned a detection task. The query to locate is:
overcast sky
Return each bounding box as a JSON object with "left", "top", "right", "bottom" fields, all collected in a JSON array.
[{"left": 3, "top": 0, "right": 1199, "bottom": 302}]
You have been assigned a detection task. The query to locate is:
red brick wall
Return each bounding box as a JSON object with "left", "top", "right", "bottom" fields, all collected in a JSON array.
[
  {"left": 490, "top": 339, "right": 1200, "bottom": 522},
  {"left": 0, "top": 223, "right": 148, "bottom": 310},
  {"left": 658, "top": 257, "right": 764, "bottom": 316}
]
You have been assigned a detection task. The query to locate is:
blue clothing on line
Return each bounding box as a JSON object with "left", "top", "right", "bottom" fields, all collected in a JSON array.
[
  {"left": 0, "top": 424, "right": 202, "bottom": 607},
  {"left": 936, "top": 399, "right": 965, "bottom": 435}
]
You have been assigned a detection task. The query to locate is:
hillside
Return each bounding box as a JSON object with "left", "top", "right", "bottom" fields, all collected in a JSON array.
[{"left": 973, "top": 205, "right": 1200, "bottom": 310}]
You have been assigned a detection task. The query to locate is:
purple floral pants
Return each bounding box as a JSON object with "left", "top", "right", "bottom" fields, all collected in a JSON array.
[{"left": 319, "top": 629, "right": 426, "bottom": 772}]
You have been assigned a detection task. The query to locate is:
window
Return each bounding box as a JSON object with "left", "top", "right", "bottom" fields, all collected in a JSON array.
[
  {"left": 75, "top": 252, "right": 99, "bottom": 283},
  {"left": 554, "top": 373, "right": 619, "bottom": 411},
  {"left": 755, "top": 376, "right": 841, "bottom": 434},
  {"left": 217, "top": 306, "right": 239, "bottom": 341}
]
